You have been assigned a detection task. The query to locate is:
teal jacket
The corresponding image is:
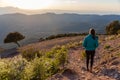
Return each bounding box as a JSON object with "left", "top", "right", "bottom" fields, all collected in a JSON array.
[{"left": 82, "top": 34, "right": 99, "bottom": 50}]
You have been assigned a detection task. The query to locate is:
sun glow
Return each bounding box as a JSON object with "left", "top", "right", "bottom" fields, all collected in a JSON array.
[{"left": 2, "top": 0, "right": 55, "bottom": 10}]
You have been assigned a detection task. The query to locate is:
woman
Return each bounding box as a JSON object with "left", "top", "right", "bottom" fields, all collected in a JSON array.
[{"left": 83, "top": 28, "right": 99, "bottom": 72}]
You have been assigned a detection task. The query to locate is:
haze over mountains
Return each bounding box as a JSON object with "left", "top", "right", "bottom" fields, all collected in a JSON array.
[
  {"left": 0, "top": 7, "right": 86, "bottom": 15},
  {"left": 1, "top": 7, "right": 120, "bottom": 15},
  {"left": 0, "top": 7, "right": 120, "bottom": 48}
]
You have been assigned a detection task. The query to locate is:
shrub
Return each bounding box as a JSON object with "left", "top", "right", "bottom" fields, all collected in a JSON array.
[
  {"left": 0, "top": 44, "right": 69, "bottom": 80},
  {"left": 80, "top": 50, "right": 86, "bottom": 60},
  {"left": 45, "top": 58, "right": 60, "bottom": 76},
  {"left": 0, "top": 58, "right": 27, "bottom": 80},
  {"left": 106, "top": 20, "right": 120, "bottom": 34},
  {"left": 22, "top": 57, "right": 46, "bottom": 80},
  {"left": 117, "top": 34, "right": 120, "bottom": 38},
  {"left": 0, "top": 61, "right": 10, "bottom": 80},
  {"left": 55, "top": 46, "right": 68, "bottom": 67},
  {"left": 22, "top": 57, "right": 60, "bottom": 80},
  {"left": 116, "top": 52, "right": 120, "bottom": 57},
  {"left": 66, "top": 41, "right": 81, "bottom": 49},
  {"left": 105, "top": 35, "right": 116, "bottom": 40},
  {"left": 19, "top": 47, "right": 44, "bottom": 61},
  {"left": 45, "top": 33, "right": 87, "bottom": 40},
  {"left": 39, "top": 38, "right": 45, "bottom": 42},
  {"left": 104, "top": 45, "right": 111, "bottom": 49},
  {"left": 117, "top": 30, "right": 120, "bottom": 34},
  {"left": 46, "top": 45, "right": 68, "bottom": 67}
]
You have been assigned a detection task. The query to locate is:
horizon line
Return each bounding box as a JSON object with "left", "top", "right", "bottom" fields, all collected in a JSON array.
[
  {"left": 0, "top": 6, "right": 120, "bottom": 15},
  {"left": 1, "top": 12, "right": 120, "bottom": 16}
]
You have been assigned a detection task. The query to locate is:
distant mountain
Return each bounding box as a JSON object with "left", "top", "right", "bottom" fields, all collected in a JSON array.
[
  {"left": 0, "top": 7, "right": 51, "bottom": 15},
  {"left": 0, "top": 13, "right": 120, "bottom": 48},
  {"left": 0, "top": 7, "right": 79, "bottom": 15},
  {"left": 0, "top": 7, "right": 23, "bottom": 15}
]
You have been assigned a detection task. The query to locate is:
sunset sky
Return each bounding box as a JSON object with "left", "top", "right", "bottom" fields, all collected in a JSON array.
[{"left": 0, "top": 0, "right": 120, "bottom": 13}]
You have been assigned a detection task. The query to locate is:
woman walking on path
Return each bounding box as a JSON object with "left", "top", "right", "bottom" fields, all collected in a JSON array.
[{"left": 82, "top": 28, "right": 99, "bottom": 72}]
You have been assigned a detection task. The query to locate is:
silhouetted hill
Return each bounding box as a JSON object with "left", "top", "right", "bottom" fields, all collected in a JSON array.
[{"left": 0, "top": 13, "right": 120, "bottom": 48}]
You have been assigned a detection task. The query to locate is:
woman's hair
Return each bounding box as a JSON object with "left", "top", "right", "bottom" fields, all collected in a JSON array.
[
  {"left": 89, "top": 28, "right": 96, "bottom": 40},
  {"left": 89, "top": 28, "right": 95, "bottom": 35}
]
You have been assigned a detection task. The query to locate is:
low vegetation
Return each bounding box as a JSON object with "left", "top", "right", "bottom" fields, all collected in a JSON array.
[
  {"left": 0, "top": 46, "right": 68, "bottom": 80},
  {"left": 80, "top": 50, "right": 86, "bottom": 60},
  {"left": 39, "top": 33, "right": 87, "bottom": 42},
  {"left": 0, "top": 35, "right": 84, "bottom": 80},
  {"left": 106, "top": 20, "right": 120, "bottom": 35},
  {"left": 104, "top": 45, "right": 111, "bottom": 49}
]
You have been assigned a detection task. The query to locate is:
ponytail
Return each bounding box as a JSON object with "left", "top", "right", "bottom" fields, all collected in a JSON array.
[{"left": 89, "top": 28, "right": 96, "bottom": 40}]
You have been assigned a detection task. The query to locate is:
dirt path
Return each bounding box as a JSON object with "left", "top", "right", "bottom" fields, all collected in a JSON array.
[
  {"left": 50, "top": 38, "right": 120, "bottom": 80},
  {"left": 59, "top": 47, "right": 115, "bottom": 80},
  {"left": 50, "top": 48, "right": 114, "bottom": 80}
]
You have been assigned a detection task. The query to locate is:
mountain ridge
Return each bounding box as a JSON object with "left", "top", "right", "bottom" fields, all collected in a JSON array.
[
  {"left": 0, "top": 13, "right": 120, "bottom": 49},
  {"left": 1, "top": 7, "right": 120, "bottom": 15}
]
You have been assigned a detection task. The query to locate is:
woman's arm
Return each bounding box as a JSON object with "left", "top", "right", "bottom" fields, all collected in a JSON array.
[{"left": 83, "top": 37, "right": 87, "bottom": 48}]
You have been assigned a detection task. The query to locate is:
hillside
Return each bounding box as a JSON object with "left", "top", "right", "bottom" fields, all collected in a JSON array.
[
  {"left": 0, "top": 13, "right": 120, "bottom": 48},
  {"left": 0, "top": 34, "right": 120, "bottom": 80},
  {"left": 19, "top": 34, "right": 120, "bottom": 80},
  {"left": 49, "top": 35, "right": 120, "bottom": 80}
]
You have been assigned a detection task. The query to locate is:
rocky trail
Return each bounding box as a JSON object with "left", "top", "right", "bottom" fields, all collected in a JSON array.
[{"left": 50, "top": 36, "right": 120, "bottom": 80}]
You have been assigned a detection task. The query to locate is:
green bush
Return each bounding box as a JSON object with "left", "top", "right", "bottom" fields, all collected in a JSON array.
[
  {"left": 105, "top": 35, "right": 115, "bottom": 40},
  {"left": 104, "top": 45, "right": 111, "bottom": 49},
  {"left": 22, "top": 57, "right": 46, "bottom": 80},
  {"left": 22, "top": 57, "right": 60, "bottom": 80},
  {"left": 106, "top": 20, "right": 120, "bottom": 34},
  {"left": 117, "top": 30, "right": 120, "bottom": 34},
  {"left": 66, "top": 41, "right": 81, "bottom": 49},
  {"left": 116, "top": 52, "right": 120, "bottom": 57},
  {"left": 19, "top": 47, "right": 44, "bottom": 61},
  {"left": 0, "top": 58, "right": 27, "bottom": 80},
  {"left": 45, "top": 33, "right": 87, "bottom": 40},
  {"left": 0, "top": 44, "right": 69, "bottom": 80},
  {"left": 45, "top": 45, "right": 61, "bottom": 58},
  {"left": 20, "top": 45, "right": 68, "bottom": 79},
  {"left": 81, "top": 50, "right": 86, "bottom": 60},
  {"left": 55, "top": 46, "right": 68, "bottom": 67},
  {"left": 0, "top": 61, "right": 10, "bottom": 80},
  {"left": 47, "top": 60, "right": 60, "bottom": 75}
]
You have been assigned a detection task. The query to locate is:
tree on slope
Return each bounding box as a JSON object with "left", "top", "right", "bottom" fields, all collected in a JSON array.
[
  {"left": 106, "top": 20, "right": 120, "bottom": 34},
  {"left": 4, "top": 32, "right": 25, "bottom": 47}
]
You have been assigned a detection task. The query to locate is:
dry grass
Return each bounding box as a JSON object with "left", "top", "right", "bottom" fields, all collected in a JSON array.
[{"left": 19, "top": 36, "right": 84, "bottom": 52}]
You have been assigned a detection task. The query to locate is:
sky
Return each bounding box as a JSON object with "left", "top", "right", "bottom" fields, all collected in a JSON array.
[{"left": 0, "top": 0, "right": 120, "bottom": 14}]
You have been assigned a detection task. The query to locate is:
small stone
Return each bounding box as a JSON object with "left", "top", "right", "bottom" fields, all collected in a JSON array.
[
  {"left": 111, "top": 61, "right": 119, "bottom": 65},
  {"left": 114, "top": 74, "right": 119, "bottom": 78}
]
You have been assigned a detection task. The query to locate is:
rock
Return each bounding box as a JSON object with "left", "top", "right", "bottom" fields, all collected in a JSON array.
[
  {"left": 111, "top": 61, "right": 119, "bottom": 65},
  {"left": 114, "top": 73, "right": 120, "bottom": 80},
  {"left": 114, "top": 74, "right": 119, "bottom": 79}
]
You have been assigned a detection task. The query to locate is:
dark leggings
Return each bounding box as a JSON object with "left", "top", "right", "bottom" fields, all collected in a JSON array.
[{"left": 85, "top": 50, "right": 95, "bottom": 70}]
